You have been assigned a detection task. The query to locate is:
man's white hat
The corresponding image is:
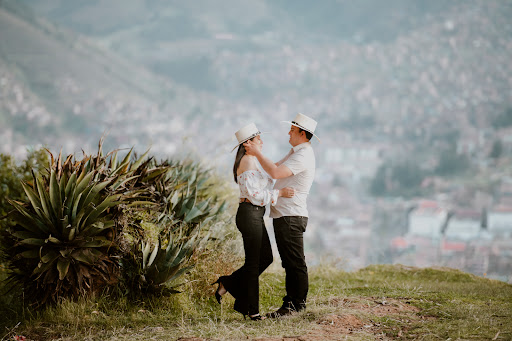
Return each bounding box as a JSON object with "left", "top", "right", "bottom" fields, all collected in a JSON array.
[
  {"left": 282, "top": 113, "right": 320, "bottom": 142},
  {"left": 231, "top": 123, "right": 263, "bottom": 152}
]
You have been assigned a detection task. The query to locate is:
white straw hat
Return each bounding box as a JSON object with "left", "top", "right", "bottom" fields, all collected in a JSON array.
[
  {"left": 282, "top": 113, "right": 320, "bottom": 142},
  {"left": 231, "top": 123, "right": 264, "bottom": 152}
]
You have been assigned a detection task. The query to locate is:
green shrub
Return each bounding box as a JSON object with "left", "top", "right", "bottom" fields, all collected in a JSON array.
[
  {"left": 0, "top": 139, "right": 229, "bottom": 307},
  {"left": 0, "top": 149, "right": 48, "bottom": 217}
]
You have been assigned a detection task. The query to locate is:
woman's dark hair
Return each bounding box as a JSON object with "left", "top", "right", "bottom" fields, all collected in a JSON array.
[
  {"left": 233, "top": 136, "right": 258, "bottom": 183},
  {"left": 233, "top": 143, "right": 246, "bottom": 183}
]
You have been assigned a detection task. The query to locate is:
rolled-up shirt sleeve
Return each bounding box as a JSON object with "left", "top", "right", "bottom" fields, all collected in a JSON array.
[{"left": 238, "top": 171, "right": 279, "bottom": 206}]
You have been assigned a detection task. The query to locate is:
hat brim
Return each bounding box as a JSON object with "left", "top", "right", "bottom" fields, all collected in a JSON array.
[
  {"left": 281, "top": 121, "right": 321, "bottom": 142},
  {"left": 230, "top": 131, "right": 267, "bottom": 152}
]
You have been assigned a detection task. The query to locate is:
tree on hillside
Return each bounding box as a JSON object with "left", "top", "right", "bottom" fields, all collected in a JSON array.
[
  {"left": 370, "top": 159, "right": 426, "bottom": 197},
  {"left": 435, "top": 147, "right": 470, "bottom": 176},
  {"left": 489, "top": 139, "right": 503, "bottom": 159},
  {"left": 393, "top": 161, "right": 424, "bottom": 189},
  {"left": 492, "top": 107, "right": 512, "bottom": 129},
  {"left": 370, "top": 165, "right": 387, "bottom": 196}
]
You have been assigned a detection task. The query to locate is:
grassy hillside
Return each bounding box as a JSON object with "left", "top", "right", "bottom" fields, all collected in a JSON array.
[{"left": 1, "top": 264, "right": 510, "bottom": 340}]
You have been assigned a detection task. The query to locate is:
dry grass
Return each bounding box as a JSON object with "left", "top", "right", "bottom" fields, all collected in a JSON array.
[{"left": 1, "top": 262, "right": 511, "bottom": 341}]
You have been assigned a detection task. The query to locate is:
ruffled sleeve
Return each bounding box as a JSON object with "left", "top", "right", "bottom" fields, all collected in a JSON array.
[{"left": 238, "top": 170, "right": 279, "bottom": 206}]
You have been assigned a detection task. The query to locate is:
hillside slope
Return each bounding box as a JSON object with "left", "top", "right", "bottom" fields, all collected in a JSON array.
[
  {"left": 2, "top": 264, "right": 511, "bottom": 340},
  {"left": 18, "top": 0, "right": 462, "bottom": 90},
  {"left": 3, "top": 0, "right": 512, "bottom": 171},
  {"left": 0, "top": 1, "right": 224, "bottom": 158},
  {"left": 10, "top": 0, "right": 512, "bottom": 137}
]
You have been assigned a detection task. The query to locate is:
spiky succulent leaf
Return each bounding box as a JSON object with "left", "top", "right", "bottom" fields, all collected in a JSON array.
[
  {"left": 147, "top": 239, "right": 159, "bottom": 268},
  {"left": 2, "top": 152, "right": 120, "bottom": 306},
  {"left": 1, "top": 138, "right": 228, "bottom": 305},
  {"left": 57, "top": 258, "right": 70, "bottom": 280}
]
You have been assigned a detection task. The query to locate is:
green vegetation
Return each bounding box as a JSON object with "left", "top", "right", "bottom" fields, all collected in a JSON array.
[
  {"left": 1, "top": 143, "right": 511, "bottom": 340},
  {"left": 493, "top": 107, "right": 512, "bottom": 129},
  {"left": 0, "top": 140, "right": 231, "bottom": 308},
  {"left": 435, "top": 146, "right": 471, "bottom": 177},
  {"left": 0, "top": 264, "right": 510, "bottom": 340},
  {"left": 370, "top": 159, "right": 428, "bottom": 198},
  {"left": 0, "top": 149, "right": 48, "bottom": 217},
  {"left": 490, "top": 139, "right": 504, "bottom": 159},
  {"left": 369, "top": 144, "right": 473, "bottom": 198}
]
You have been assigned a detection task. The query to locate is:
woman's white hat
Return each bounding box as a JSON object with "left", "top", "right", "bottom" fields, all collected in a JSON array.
[
  {"left": 282, "top": 113, "right": 320, "bottom": 142},
  {"left": 231, "top": 123, "right": 264, "bottom": 152}
]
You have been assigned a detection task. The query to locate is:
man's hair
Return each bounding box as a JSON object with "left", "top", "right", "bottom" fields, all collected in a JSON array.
[
  {"left": 299, "top": 128, "right": 313, "bottom": 141},
  {"left": 292, "top": 121, "right": 313, "bottom": 141}
]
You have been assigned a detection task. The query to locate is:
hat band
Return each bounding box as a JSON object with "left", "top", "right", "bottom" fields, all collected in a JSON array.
[
  {"left": 292, "top": 121, "right": 313, "bottom": 133},
  {"left": 240, "top": 131, "right": 261, "bottom": 144}
]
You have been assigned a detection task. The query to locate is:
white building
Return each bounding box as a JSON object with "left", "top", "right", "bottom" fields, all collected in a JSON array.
[
  {"left": 445, "top": 209, "right": 481, "bottom": 241},
  {"left": 487, "top": 207, "right": 512, "bottom": 237},
  {"left": 408, "top": 200, "right": 448, "bottom": 239},
  {"left": 324, "top": 143, "right": 385, "bottom": 180}
]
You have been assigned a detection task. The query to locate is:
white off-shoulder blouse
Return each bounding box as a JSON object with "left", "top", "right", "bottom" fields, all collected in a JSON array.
[{"left": 237, "top": 162, "right": 278, "bottom": 207}]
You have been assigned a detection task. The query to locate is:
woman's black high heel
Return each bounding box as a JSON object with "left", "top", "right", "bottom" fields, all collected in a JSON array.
[
  {"left": 211, "top": 278, "right": 223, "bottom": 304},
  {"left": 214, "top": 291, "right": 222, "bottom": 304}
]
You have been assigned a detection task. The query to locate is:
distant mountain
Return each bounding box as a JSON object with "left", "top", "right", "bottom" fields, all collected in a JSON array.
[
  {"left": 3, "top": 0, "right": 512, "bottom": 166},
  {"left": 19, "top": 0, "right": 458, "bottom": 41},
  {"left": 0, "top": 0, "right": 229, "bottom": 159},
  {"left": 17, "top": 0, "right": 461, "bottom": 91}
]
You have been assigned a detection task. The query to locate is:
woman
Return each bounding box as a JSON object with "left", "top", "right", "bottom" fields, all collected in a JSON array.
[{"left": 213, "top": 123, "right": 295, "bottom": 320}]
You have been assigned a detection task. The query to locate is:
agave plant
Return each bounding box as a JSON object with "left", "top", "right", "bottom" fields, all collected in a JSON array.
[
  {"left": 0, "top": 140, "right": 145, "bottom": 305},
  {"left": 106, "top": 148, "right": 227, "bottom": 297},
  {"left": 2, "top": 166, "right": 120, "bottom": 306},
  {"left": 1, "top": 138, "right": 229, "bottom": 305},
  {"left": 161, "top": 160, "right": 228, "bottom": 228},
  {"left": 136, "top": 226, "right": 202, "bottom": 295}
]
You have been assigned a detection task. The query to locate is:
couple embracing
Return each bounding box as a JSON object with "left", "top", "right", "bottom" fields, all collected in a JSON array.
[{"left": 213, "top": 113, "right": 319, "bottom": 321}]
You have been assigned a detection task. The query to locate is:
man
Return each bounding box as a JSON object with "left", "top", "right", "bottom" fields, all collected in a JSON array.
[{"left": 244, "top": 113, "right": 319, "bottom": 317}]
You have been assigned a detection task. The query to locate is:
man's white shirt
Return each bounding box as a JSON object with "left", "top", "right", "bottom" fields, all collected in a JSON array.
[{"left": 270, "top": 142, "right": 315, "bottom": 219}]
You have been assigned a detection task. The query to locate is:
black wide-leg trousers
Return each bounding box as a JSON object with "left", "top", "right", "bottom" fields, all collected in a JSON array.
[
  {"left": 273, "top": 216, "right": 309, "bottom": 311},
  {"left": 222, "top": 202, "right": 273, "bottom": 316}
]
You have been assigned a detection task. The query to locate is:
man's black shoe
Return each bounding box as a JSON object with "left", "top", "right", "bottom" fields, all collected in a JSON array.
[{"left": 266, "top": 306, "right": 295, "bottom": 318}]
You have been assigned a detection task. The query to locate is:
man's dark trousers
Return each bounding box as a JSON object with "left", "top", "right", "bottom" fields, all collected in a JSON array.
[{"left": 273, "top": 216, "right": 308, "bottom": 311}]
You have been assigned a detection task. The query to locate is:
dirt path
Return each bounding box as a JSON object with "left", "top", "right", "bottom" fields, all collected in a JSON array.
[{"left": 179, "top": 297, "right": 425, "bottom": 340}]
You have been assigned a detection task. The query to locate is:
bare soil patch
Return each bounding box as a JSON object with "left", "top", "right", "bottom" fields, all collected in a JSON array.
[
  {"left": 329, "top": 296, "right": 421, "bottom": 316},
  {"left": 214, "top": 297, "right": 425, "bottom": 340}
]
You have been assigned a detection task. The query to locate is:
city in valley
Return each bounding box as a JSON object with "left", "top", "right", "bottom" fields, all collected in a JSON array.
[{"left": 1, "top": 1, "right": 511, "bottom": 283}]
